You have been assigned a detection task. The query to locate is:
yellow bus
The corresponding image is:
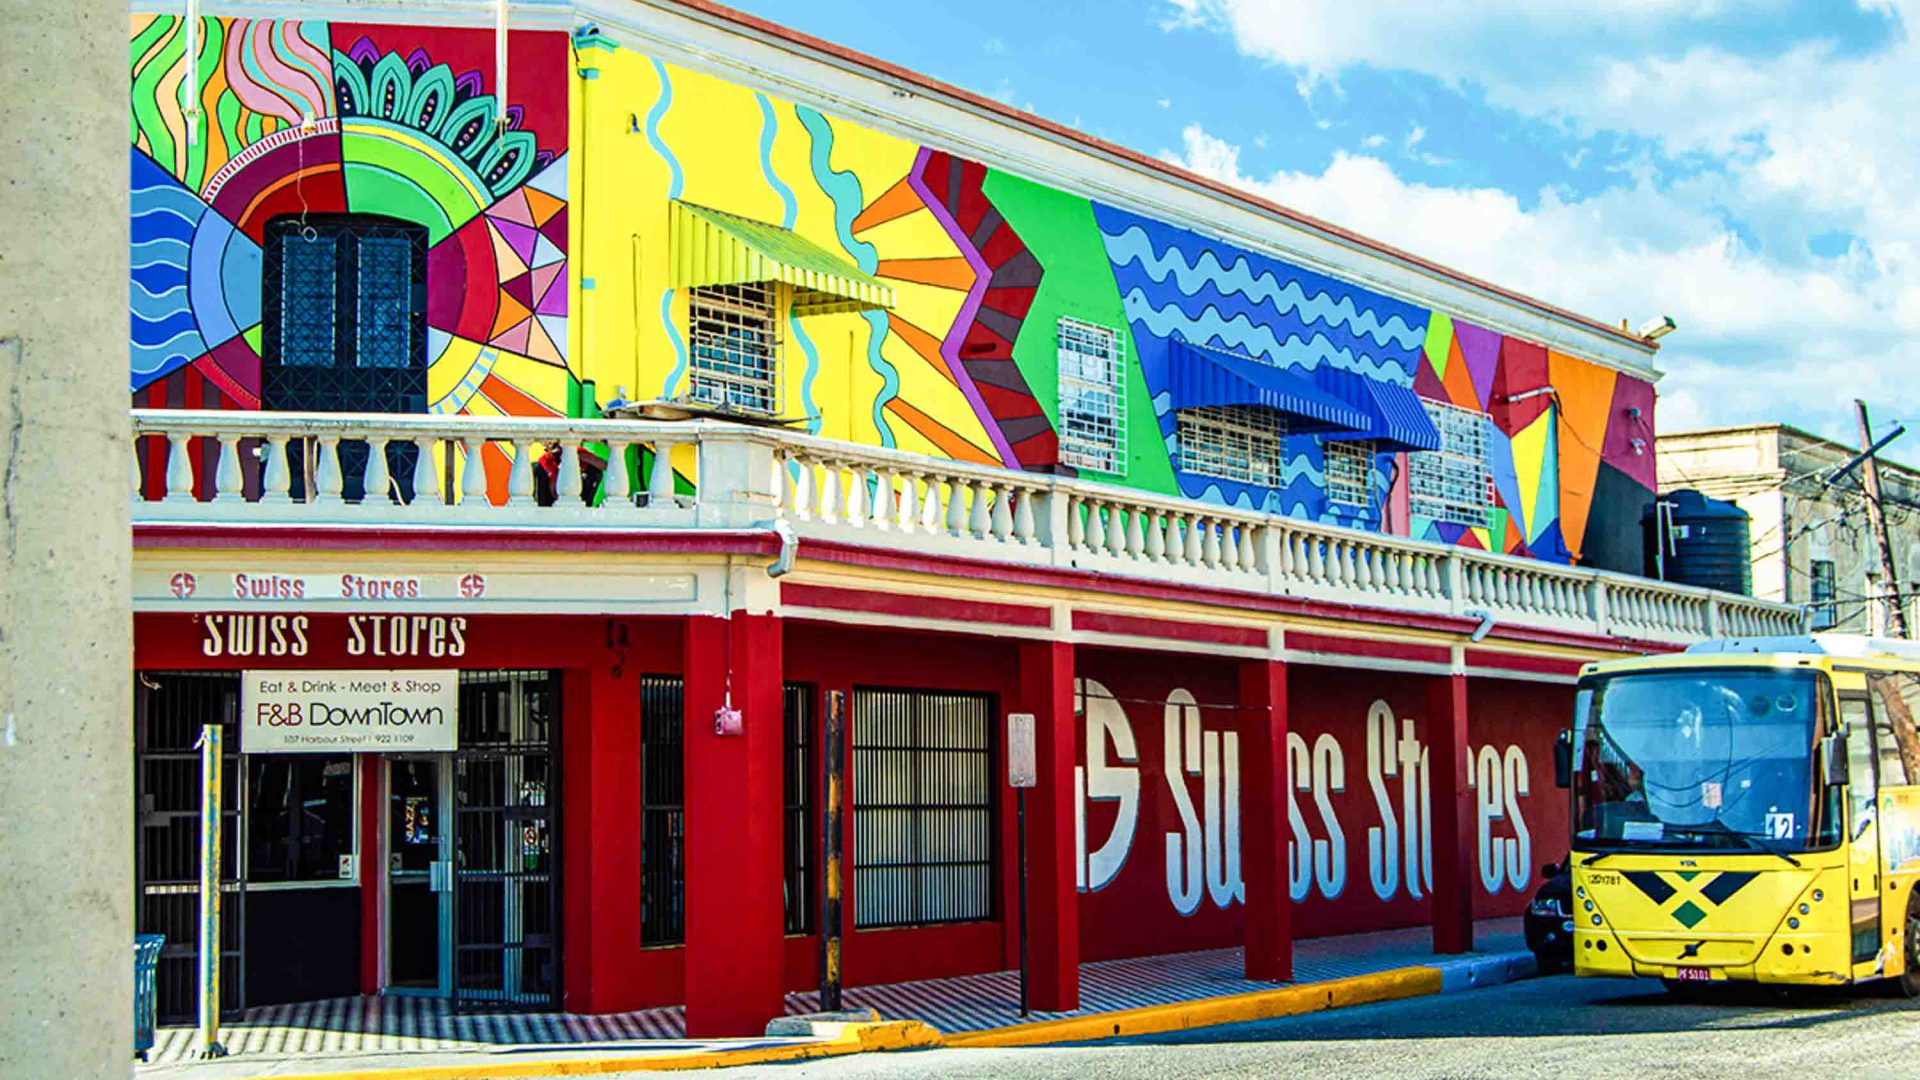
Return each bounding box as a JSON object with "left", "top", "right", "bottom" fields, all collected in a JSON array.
[{"left": 1564, "top": 634, "right": 1920, "bottom": 994}]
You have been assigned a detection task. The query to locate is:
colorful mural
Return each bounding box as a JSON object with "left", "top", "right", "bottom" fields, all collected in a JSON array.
[
  {"left": 128, "top": 16, "right": 575, "bottom": 493},
  {"left": 583, "top": 37, "right": 1655, "bottom": 569},
  {"left": 125, "top": 17, "right": 1656, "bottom": 567}
]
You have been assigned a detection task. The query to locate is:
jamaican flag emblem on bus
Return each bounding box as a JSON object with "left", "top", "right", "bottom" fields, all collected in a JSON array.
[{"left": 1621, "top": 870, "right": 1759, "bottom": 928}]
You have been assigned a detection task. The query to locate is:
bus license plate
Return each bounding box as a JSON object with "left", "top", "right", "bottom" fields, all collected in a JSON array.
[{"left": 1673, "top": 966, "right": 1712, "bottom": 982}]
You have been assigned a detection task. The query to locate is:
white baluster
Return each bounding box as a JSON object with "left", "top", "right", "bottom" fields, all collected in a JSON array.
[
  {"left": 1184, "top": 514, "right": 1205, "bottom": 567},
  {"left": 1220, "top": 523, "right": 1239, "bottom": 572},
  {"left": 649, "top": 438, "right": 678, "bottom": 507},
  {"left": 164, "top": 433, "right": 196, "bottom": 503},
  {"left": 361, "top": 436, "right": 391, "bottom": 506},
  {"left": 131, "top": 436, "right": 145, "bottom": 502},
  {"left": 945, "top": 476, "right": 968, "bottom": 537},
  {"left": 990, "top": 483, "right": 1014, "bottom": 542},
  {"left": 817, "top": 461, "right": 842, "bottom": 525},
  {"left": 1238, "top": 526, "right": 1257, "bottom": 574},
  {"left": 1164, "top": 515, "right": 1184, "bottom": 566},
  {"left": 1014, "top": 486, "right": 1037, "bottom": 546},
  {"left": 410, "top": 436, "right": 441, "bottom": 507},
  {"left": 1105, "top": 505, "right": 1126, "bottom": 558},
  {"left": 966, "top": 480, "right": 990, "bottom": 540},
  {"left": 261, "top": 435, "right": 292, "bottom": 505},
  {"left": 314, "top": 436, "right": 345, "bottom": 506},
  {"left": 848, "top": 465, "right": 872, "bottom": 529},
  {"left": 1126, "top": 507, "right": 1147, "bottom": 561},
  {"left": 1067, "top": 495, "right": 1087, "bottom": 551},
  {"left": 895, "top": 473, "right": 918, "bottom": 533},
  {"left": 506, "top": 440, "right": 535, "bottom": 507},
  {"left": 213, "top": 435, "right": 243, "bottom": 504},
  {"left": 557, "top": 439, "right": 583, "bottom": 504},
  {"left": 1354, "top": 544, "right": 1374, "bottom": 589},
  {"left": 602, "top": 440, "right": 632, "bottom": 510},
  {"left": 1144, "top": 512, "right": 1165, "bottom": 563},
  {"left": 919, "top": 472, "right": 942, "bottom": 532},
  {"left": 459, "top": 436, "right": 489, "bottom": 507},
  {"left": 1085, "top": 500, "right": 1108, "bottom": 553}
]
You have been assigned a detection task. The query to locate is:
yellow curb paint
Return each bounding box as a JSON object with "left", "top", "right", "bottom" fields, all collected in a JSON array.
[
  {"left": 225, "top": 1021, "right": 943, "bottom": 1080},
  {"left": 945, "top": 965, "right": 1445, "bottom": 1049}
]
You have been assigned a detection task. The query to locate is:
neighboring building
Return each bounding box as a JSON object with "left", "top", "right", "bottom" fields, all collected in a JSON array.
[
  {"left": 1659, "top": 424, "right": 1920, "bottom": 636},
  {"left": 125, "top": 0, "right": 1799, "bottom": 1037}
]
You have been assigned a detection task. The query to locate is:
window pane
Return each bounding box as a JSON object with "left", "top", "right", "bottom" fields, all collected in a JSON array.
[
  {"left": 355, "top": 235, "right": 415, "bottom": 369},
  {"left": 1057, "top": 319, "right": 1126, "bottom": 474},
  {"left": 1409, "top": 400, "right": 1492, "bottom": 526},
  {"left": 1325, "top": 441, "right": 1375, "bottom": 507},
  {"left": 1177, "top": 404, "right": 1286, "bottom": 487},
  {"left": 688, "top": 284, "right": 780, "bottom": 415},
  {"left": 245, "top": 755, "right": 355, "bottom": 883},
  {"left": 279, "top": 232, "right": 338, "bottom": 367}
]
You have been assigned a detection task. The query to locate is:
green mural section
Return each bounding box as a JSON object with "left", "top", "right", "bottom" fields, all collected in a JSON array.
[{"left": 983, "top": 169, "right": 1175, "bottom": 493}]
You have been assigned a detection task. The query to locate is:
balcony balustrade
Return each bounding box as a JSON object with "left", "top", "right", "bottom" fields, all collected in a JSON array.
[{"left": 130, "top": 409, "right": 1805, "bottom": 644}]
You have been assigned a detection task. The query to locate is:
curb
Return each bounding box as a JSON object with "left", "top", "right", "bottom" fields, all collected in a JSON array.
[{"left": 164, "top": 951, "right": 1539, "bottom": 1078}]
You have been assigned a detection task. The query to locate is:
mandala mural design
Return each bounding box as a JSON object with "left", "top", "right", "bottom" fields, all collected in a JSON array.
[{"left": 128, "top": 15, "right": 573, "bottom": 442}]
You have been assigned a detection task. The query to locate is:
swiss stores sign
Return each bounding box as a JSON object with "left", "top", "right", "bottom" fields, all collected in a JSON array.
[{"left": 242, "top": 669, "right": 458, "bottom": 753}]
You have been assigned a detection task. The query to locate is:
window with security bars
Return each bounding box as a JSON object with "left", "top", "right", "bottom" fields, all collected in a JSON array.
[
  {"left": 1408, "top": 400, "right": 1493, "bottom": 527},
  {"left": 1176, "top": 405, "right": 1288, "bottom": 487},
  {"left": 688, "top": 284, "right": 781, "bottom": 415},
  {"left": 262, "top": 216, "right": 427, "bottom": 381},
  {"left": 1324, "top": 440, "right": 1375, "bottom": 507},
  {"left": 851, "top": 688, "right": 994, "bottom": 929},
  {"left": 783, "top": 684, "right": 814, "bottom": 935},
  {"left": 1810, "top": 559, "right": 1838, "bottom": 630},
  {"left": 1057, "top": 318, "right": 1126, "bottom": 474},
  {"left": 639, "top": 675, "right": 686, "bottom": 946}
]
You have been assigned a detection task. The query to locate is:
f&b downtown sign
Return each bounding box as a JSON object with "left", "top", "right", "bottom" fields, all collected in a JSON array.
[{"left": 243, "top": 670, "right": 458, "bottom": 753}]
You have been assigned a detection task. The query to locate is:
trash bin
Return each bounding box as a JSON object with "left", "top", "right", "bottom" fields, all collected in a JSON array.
[{"left": 134, "top": 934, "right": 165, "bottom": 1061}]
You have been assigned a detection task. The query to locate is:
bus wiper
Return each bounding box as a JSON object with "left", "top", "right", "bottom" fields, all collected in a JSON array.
[{"left": 1736, "top": 833, "right": 1803, "bottom": 867}]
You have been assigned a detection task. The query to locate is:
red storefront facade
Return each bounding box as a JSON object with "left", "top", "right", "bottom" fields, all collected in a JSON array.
[{"left": 128, "top": 523, "right": 1705, "bottom": 1036}]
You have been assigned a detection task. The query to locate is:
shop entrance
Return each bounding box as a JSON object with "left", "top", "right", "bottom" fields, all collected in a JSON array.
[{"left": 382, "top": 671, "right": 561, "bottom": 1010}]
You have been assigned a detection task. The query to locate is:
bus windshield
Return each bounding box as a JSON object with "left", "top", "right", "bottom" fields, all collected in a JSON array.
[{"left": 1573, "top": 668, "right": 1830, "bottom": 852}]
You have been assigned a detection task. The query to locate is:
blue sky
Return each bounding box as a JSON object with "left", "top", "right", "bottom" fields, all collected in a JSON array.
[{"left": 724, "top": 0, "right": 1919, "bottom": 449}]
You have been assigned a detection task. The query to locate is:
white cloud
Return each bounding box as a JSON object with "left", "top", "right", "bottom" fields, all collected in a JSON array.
[
  {"left": 1361, "top": 133, "right": 1386, "bottom": 148},
  {"left": 1157, "top": 96, "right": 1173, "bottom": 108},
  {"left": 1161, "top": 1, "right": 1920, "bottom": 439},
  {"left": 1162, "top": 124, "right": 1917, "bottom": 438}
]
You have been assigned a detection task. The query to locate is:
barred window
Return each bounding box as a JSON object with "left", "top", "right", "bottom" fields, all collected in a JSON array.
[
  {"left": 263, "top": 216, "right": 425, "bottom": 373},
  {"left": 639, "top": 675, "right": 685, "bottom": 946},
  {"left": 1176, "top": 405, "right": 1287, "bottom": 487},
  {"left": 1324, "top": 441, "right": 1375, "bottom": 507},
  {"left": 783, "top": 683, "right": 815, "bottom": 936},
  {"left": 851, "top": 688, "right": 994, "bottom": 929},
  {"left": 1057, "top": 318, "right": 1126, "bottom": 474},
  {"left": 1408, "top": 400, "right": 1493, "bottom": 527},
  {"left": 1810, "top": 559, "right": 1837, "bottom": 631},
  {"left": 688, "top": 284, "right": 780, "bottom": 415}
]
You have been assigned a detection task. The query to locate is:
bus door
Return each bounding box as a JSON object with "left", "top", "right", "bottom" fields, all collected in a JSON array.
[
  {"left": 1866, "top": 673, "right": 1920, "bottom": 977},
  {"left": 1840, "top": 693, "right": 1883, "bottom": 973}
]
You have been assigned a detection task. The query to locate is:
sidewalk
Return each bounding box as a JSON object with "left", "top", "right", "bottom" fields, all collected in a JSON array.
[{"left": 139, "top": 918, "right": 1535, "bottom": 1078}]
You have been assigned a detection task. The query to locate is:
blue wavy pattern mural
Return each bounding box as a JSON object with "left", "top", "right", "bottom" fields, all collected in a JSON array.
[
  {"left": 130, "top": 151, "right": 209, "bottom": 389},
  {"left": 796, "top": 103, "right": 895, "bottom": 446}
]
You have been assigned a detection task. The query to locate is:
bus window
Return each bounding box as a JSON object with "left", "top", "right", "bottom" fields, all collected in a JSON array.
[
  {"left": 1867, "top": 672, "right": 1920, "bottom": 787},
  {"left": 1843, "top": 697, "right": 1876, "bottom": 837}
]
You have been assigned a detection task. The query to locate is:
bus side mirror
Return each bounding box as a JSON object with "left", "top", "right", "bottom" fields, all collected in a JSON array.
[
  {"left": 1822, "top": 732, "right": 1848, "bottom": 787},
  {"left": 1553, "top": 729, "right": 1573, "bottom": 789}
]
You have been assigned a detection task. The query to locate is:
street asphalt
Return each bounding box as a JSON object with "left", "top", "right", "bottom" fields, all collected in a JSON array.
[{"left": 691, "top": 973, "right": 1920, "bottom": 1079}]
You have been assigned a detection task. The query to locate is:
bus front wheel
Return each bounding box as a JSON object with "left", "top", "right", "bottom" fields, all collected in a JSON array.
[{"left": 1897, "top": 897, "right": 1920, "bottom": 999}]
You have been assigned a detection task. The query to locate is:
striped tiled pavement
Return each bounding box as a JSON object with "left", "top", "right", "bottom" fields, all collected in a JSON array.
[{"left": 143, "top": 919, "right": 1524, "bottom": 1067}]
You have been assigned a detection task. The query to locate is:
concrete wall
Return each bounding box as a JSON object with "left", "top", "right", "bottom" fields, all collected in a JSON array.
[{"left": 0, "top": 0, "right": 134, "bottom": 1076}]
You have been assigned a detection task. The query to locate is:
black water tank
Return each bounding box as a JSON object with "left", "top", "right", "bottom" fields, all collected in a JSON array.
[{"left": 1641, "top": 489, "right": 1752, "bottom": 595}]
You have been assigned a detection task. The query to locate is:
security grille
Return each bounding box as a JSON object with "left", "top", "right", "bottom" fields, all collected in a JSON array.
[
  {"left": 1324, "top": 440, "right": 1375, "bottom": 507},
  {"left": 261, "top": 215, "right": 428, "bottom": 405},
  {"left": 688, "top": 284, "right": 781, "bottom": 416},
  {"left": 783, "top": 684, "right": 815, "bottom": 935},
  {"left": 1176, "top": 405, "right": 1287, "bottom": 487},
  {"left": 1409, "top": 400, "right": 1493, "bottom": 527},
  {"left": 1057, "top": 318, "right": 1127, "bottom": 474},
  {"left": 639, "top": 675, "right": 686, "bottom": 946},
  {"left": 850, "top": 689, "right": 994, "bottom": 929},
  {"left": 1811, "top": 559, "right": 1838, "bottom": 630},
  {"left": 450, "top": 670, "right": 560, "bottom": 1011},
  {"left": 134, "top": 672, "right": 244, "bottom": 1022}
]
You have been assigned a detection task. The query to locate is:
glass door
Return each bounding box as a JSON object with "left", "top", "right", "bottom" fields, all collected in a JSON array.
[{"left": 387, "top": 756, "right": 452, "bottom": 994}]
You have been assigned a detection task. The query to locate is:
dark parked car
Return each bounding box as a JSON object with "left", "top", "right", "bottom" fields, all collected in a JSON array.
[{"left": 1525, "top": 861, "right": 1574, "bottom": 971}]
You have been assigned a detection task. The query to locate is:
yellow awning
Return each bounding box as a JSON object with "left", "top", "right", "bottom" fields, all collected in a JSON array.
[{"left": 669, "top": 201, "right": 895, "bottom": 317}]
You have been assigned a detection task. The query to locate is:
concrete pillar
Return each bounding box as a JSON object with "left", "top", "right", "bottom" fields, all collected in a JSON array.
[
  {"left": 0, "top": 0, "right": 134, "bottom": 1075},
  {"left": 562, "top": 662, "right": 643, "bottom": 1013},
  {"left": 682, "top": 614, "right": 784, "bottom": 1036},
  {"left": 1017, "top": 640, "right": 1079, "bottom": 1011},
  {"left": 1428, "top": 672, "right": 1474, "bottom": 954},
  {"left": 1239, "top": 658, "right": 1292, "bottom": 981}
]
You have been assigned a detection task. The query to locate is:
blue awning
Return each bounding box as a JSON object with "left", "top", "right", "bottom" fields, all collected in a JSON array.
[
  {"left": 1167, "top": 338, "right": 1370, "bottom": 433},
  {"left": 1311, "top": 366, "right": 1443, "bottom": 453}
]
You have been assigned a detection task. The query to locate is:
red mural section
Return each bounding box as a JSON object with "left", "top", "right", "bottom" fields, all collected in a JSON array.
[{"left": 1074, "top": 652, "right": 1572, "bottom": 961}]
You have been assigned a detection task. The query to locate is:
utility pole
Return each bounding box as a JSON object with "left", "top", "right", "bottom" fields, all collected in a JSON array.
[{"left": 1857, "top": 399, "right": 1908, "bottom": 638}]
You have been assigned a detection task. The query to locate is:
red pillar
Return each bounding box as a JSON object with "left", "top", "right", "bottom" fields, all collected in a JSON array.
[
  {"left": 562, "top": 663, "right": 643, "bottom": 1012},
  {"left": 1017, "top": 639, "right": 1079, "bottom": 1011},
  {"left": 683, "top": 614, "right": 785, "bottom": 1036},
  {"left": 1428, "top": 670, "right": 1474, "bottom": 954},
  {"left": 1239, "top": 658, "right": 1292, "bottom": 981}
]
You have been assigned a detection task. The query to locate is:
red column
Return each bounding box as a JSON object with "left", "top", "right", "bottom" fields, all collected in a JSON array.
[
  {"left": 1239, "top": 658, "right": 1292, "bottom": 981},
  {"left": 1428, "top": 670, "right": 1474, "bottom": 954},
  {"left": 1017, "top": 639, "right": 1079, "bottom": 1011},
  {"left": 683, "top": 614, "right": 785, "bottom": 1036},
  {"left": 562, "top": 663, "right": 643, "bottom": 1012}
]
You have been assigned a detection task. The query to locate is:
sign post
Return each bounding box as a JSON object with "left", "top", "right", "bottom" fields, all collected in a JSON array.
[
  {"left": 1006, "top": 711, "right": 1037, "bottom": 1017},
  {"left": 819, "top": 690, "right": 847, "bottom": 1013},
  {"left": 196, "top": 724, "right": 227, "bottom": 1059}
]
